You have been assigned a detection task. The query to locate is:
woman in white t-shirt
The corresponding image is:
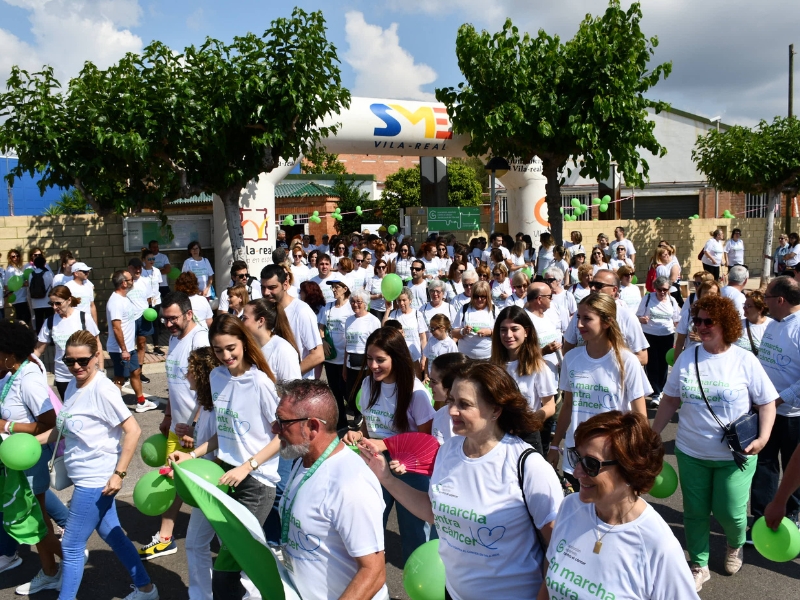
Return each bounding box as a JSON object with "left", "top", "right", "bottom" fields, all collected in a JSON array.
[
  {"left": 383, "top": 237, "right": 399, "bottom": 265},
  {"left": 546, "top": 411, "right": 700, "bottom": 600},
  {"left": 701, "top": 228, "right": 726, "bottom": 279},
  {"left": 782, "top": 232, "right": 800, "bottom": 270},
  {"left": 653, "top": 295, "right": 777, "bottom": 591},
  {"left": 590, "top": 247, "right": 611, "bottom": 274},
  {"left": 428, "top": 352, "right": 470, "bottom": 445},
  {"left": 724, "top": 228, "right": 745, "bottom": 268},
  {"left": 617, "top": 266, "right": 642, "bottom": 311},
  {"left": 330, "top": 241, "right": 348, "bottom": 272},
  {"left": 509, "top": 241, "right": 527, "bottom": 272},
  {"left": 674, "top": 279, "right": 720, "bottom": 363},
  {"left": 452, "top": 281, "right": 496, "bottom": 359},
  {"left": 490, "top": 263, "right": 513, "bottom": 309},
  {"left": 37, "top": 330, "right": 157, "bottom": 599},
  {"left": 290, "top": 246, "right": 310, "bottom": 287},
  {"left": 636, "top": 277, "right": 680, "bottom": 406},
  {"left": 366, "top": 259, "right": 388, "bottom": 320},
  {"left": 548, "top": 293, "right": 647, "bottom": 490},
  {"left": 565, "top": 249, "right": 586, "bottom": 286},
  {"left": 609, "top": 244, "right": 634, "bottom": 271},
  {"left": 435, "top": 242, "right": 453, "bottom": 276},
  {"left": 318, "top": 278, "right": 355, "bottom": 421},
  {"left": 570, "top": 264, "right": 593, "bottom": 303},
  {"left": 343, "top": 290, "right": 382, "bottom": 426},
  {"left": 181, "top": 241, "right": 214, "bottom": 297},
  {"left": 360, "top": 362, "right": 563, "bottom": 599},
  {"left": 384, "top": 288, "right": 427, "bottom": 377},
  {"left": 241, "top": 298, "right": 301, "bottom": 384},
  {"left": 391, "top": 242, "right": 414, "bottom": 281},
  {"left": 342, "top": 327, "right": 436, "bottom": 564},
  {"left": 536, "top": 232, "right": 556, "bottom": 277},
  {"left": 735, "top": 290, "right": 773, "bottom": 356},
  {"left": 172, "top": 314, "right": 282, "bottom": 595},
  {"left": 444, "top": 262, "right": 466, "bottom": 303},
  {"left": 176, "top": 272, "right": 213, "bottom": 328},
  {"left": 35, "top": 285, "right": 101, "bottom": 399},
  {"left": 490, "top": 306, "right": 557, "bottom": 454}
]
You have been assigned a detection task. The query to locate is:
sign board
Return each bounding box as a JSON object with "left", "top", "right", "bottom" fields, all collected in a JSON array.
[
  {"left": 123, "top": 215, "right": 214, "bottom": 253},
  {"left": 427, "top": 207, "right": 480, "bottom": 231}
]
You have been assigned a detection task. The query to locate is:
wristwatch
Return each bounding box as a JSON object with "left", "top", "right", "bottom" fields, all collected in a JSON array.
[
  {"left": 248, "top": 457, "right": 258, "bottom": 470},
  {"left": 114, "top": 470, "right": 127, "bottom": 479}
]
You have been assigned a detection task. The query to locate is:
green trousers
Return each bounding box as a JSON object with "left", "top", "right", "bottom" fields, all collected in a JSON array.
[{"left": 675, "top": 448, "right": 756, "bottom": 566}]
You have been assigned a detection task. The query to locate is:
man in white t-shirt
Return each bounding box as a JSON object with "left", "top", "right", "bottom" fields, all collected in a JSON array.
[
  {"left": 276, "top": 379, "right": 388, "bottom": 600},
  {"left": 317, "top": 235, "right": 330, "bottom": 256},
  {"left": 149, "top": 240, "right": 172, "bottom": 296},
  {"left": 406, "top": 260, "right": 429, "bottom": 310},
  {"left": 52, "top": 257, "right": 75, "bottom": 288},
  {"left": 310, "top": 254, "right": 336, "bottom": 304},
  {"left": 261, "top": 264, "right": 324, "bottom": 379},
  {"left": 216, "top": 260, "right": 263, "bottom": 314},
  {"left": 451, "top": 270, "right": 477, "bottom": 312},
  {"left": 721, "top": 265, "right": 748, "bottom": 318},
  {"left": 481, "top": 232, "right": 511, "bottom": 266},
  {"left": 609, "top": 226, "right": 636, "bottom": 264},
  {"left": 66, "top": 262, "right": 98, "bottom": 326},
  {"left": 128, "top": 258, "right": 156, "bottom": 384}
]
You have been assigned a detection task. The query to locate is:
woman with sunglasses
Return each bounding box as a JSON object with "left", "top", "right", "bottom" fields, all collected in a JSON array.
[
  {"left": 653, "top": 295, "right": 777, "bottom": 591},
  {"left": 331, "top": 242, "right": 348, "bottom": 272},
  {"left": 589, "top": 247, "right": 611, "bottom": 275},
  {"left": 490, "top": 263, "right": 513, "bottom": 309},
  {"left": 36, "top": 329, "right": 158, "bottom": 600},
  {"left": 636, "top": 276, "right": 680, "bottom": 407},
  {"left": 445, "top": 261, "right": 466, "bottom": 302},
  {"left": 384, "top": 288, "right": 427, "bottom": 378},
  {"left": 35, "top": 285, "right": 101, "bottom": 399},
  {"left": 616, "top": 266, "right": 642, "bottom": 311},
  {"left": 182, "top": 241, "right": 214, "bottom": 298},
  {"left": 565, "top": 249, "right": 586, "bottom": 286},
  {"left": 673, "top": 280, "right": 720, "bottom": 362},
  {"left": 544, "top": 411, "right": 700, "bottom": 599},
  {"left": 452, "top": 280, "right": 496, "bottom": 360},
  {"left": 290, "top": 247, "right": 310, "bottom": 286},
  {"left": 735, "top": 290, "right": 773, "bottom": 355},
  {"left": 509, "top": 270, "right": 530, "bottom": 307},
  {"left": 141, "top": 249, "right": 165, "bottom": 355},
  {"left": 548, "top": 293, "right": 647, "bottom": 490},
  {"left": 6, "top": 248, "right": 32, "bottom": 324},
  {"left": 366, "top": 259, "right": 388, "bottom": 320},
  {"left": 172, "top": 314, "right": 282, "bottom": 598},
  {"left": 343, "top": 290, "right": 382, "bottom": 427},
  {"left": 436, "top": 242, "right": 452, "bottom": 276},
  {"left": 391, "top": 242, "right": 414, "bottom": 281},
  {"left": 361, "top": 362, "right": 562, "bottom": 599}
]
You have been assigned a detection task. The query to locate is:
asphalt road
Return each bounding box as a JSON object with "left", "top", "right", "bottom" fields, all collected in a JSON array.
[{"left": 1, "top": 368, "right": 799, "bottom": 599}]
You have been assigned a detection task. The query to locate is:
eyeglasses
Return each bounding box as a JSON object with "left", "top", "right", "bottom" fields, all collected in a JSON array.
[
  {"left": 473, "top": 295, "right": 488, "bottom": 300},
  {"left": 543, "top": 278, "right": 557, "bottom": 285},
  {"left": 513, "top": 284, "right": 526, "bottom": 290},
  {"left": 492, "top": 272, "right": 502, "bottom": 277},
  {"left": 458, "top": 268, "right": 466, "bottom": 273},
  {"left": 655, "top": 288, "right": 669, "bottom": 293},
  {"left": 161, "top": 312, "right": 188, "bottom": 325},
  {"left": 48, "top": 300, "right": 64, "bottom": 307},
  {"left": 32, "top": 252, "right": 42, "bottom": 257},
  {"left": 274, "top": 417, "right": 327, "bottom": 431},
  {"left": 146, "top": 257, "right": 156, "bottom": 262},
  {"left": 463, "top": 282, "right": 475, "bottom": 288},
  {"left": 411, "top": 267, "right": 424, "bottom": 272},
  {"left": 375, "top": 266, "right": 386, "bottom": 270},
  {"left": 350, "top": 300, "right": 365, "bottom": 306},
  {"left": 63, "top": 356, "right": 93, "bottom": 368},
  {"left": 234, "top": 273, "right": 249, "bottom": 279},
  {"left": 692, "top": 317, "right": 715, "bottom": 327},
  {"left": 589, "top": 281, "right": 614, "bottom": 290},
  {"left": 566, "top": 447, "right": 618, "bottom": 478}
]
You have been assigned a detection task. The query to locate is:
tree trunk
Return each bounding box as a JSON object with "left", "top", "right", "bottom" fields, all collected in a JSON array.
[
  {"left": 542, "top": 160, "right": 564, "bottom": 245},
  {"left": 219, "top": 187, "right": 247, "bottom": 264},
  {"left": 760, "top": 188, "right": 780, "bottom": 288}
]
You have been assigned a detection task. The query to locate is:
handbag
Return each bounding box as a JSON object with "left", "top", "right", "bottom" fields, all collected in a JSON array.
[
  {"left": 694, "top": 346, "right": 758, "bottom": 470},
  {"left": 48, "top": 420, "right": 72, "bottom": 490}
]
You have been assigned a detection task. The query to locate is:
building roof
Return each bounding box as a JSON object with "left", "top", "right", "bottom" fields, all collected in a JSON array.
[
  {"left": 274, "top": 182, "right": 339, "bottom": 198},
  {"left": 169, "top": 193, "right": 214, "bottom": 205}
]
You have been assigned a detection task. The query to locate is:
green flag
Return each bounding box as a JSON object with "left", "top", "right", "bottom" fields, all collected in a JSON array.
[
  {"left": 171, "top": 462, "right": 301, "bottom": 600},
  {"left": 0, "top": 465, "right": 47, "bottom": 545}
]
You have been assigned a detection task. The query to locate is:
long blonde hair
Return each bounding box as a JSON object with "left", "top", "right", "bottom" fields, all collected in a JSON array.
[{"left": 579, "top": 292, "right": 628, "bottom": 385}]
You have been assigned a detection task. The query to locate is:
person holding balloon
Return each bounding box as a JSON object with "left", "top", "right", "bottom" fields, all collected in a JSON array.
[
  {"left": 652, "top": 295, "right": 777, "bottom": 591},
  {"left": 542, "top": 411, "right": 700, "bottom": 600},
  {"left": 366, "top": 258, "right": 389, "bottom": 320},
  {"left": 36, "top": 329, "right": 159, "bottom": 600},
  {"left": 390, "top": 241, "right": 414, "bottom": 281}
]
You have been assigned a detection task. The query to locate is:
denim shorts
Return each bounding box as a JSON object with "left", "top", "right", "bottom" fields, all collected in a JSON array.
[
  {"left": 25, "top": 444, "right": 54, "bottom": 495},
  {"left": 110, "top": 351, "right": 141, "bottom": 377},
  {"left": 135, "top": 315, "right": 155, "bottom": 337}
]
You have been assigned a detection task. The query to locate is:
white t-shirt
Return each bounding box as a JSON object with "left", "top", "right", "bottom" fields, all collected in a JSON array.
[
  {"left": 349, "top": 268, "right": 368, "bottom": 293},
  {"left": 528, "top": 311, "right": 562, "bottom": 377},
  {"left": 388, "top": 309, "right": 427, "bottom": 362},
  {"left": 664, "top": 344, "right": 777, "bottom": 461},
  {"left": 559, "top": 347, "right": 647, "bottom": 470},
  {"left": 344, "top": 313, "right": 381, "bottom": 369},
  {"left": 701, "top": 238, "right": 724, "bottom": 266},
  {"left": 105, "top": 291, "right": 136, "bottom": 353},
  {"left": 444, "top": 280, "right": 464, "bottom": 304},
  {"left": 609, "top": 257, "right": 633, "bottom": 271},
  {"left": 58, "top": 373, "right": 132, "bottom": 487},
  {"left": 359, "top": 377, "right": 435, "bottom": 440},
  {"left": 210, "top": 365, "right": 280, "bottom": 486},
  {"left": 281, "top": 448, "right": 388, "bottom": 600},
  {"left": 721, "top": 286, "right": 746, "bottom": 318},
  {"left": 724, "top": 238, "right": 745, "bottom": 265},
  {"left": 421, "top": 257, "right": 439, "bottom": 279},
  {"left": 52, "top": 273, "right": 73, "bottom": 288},
  {"left": 609, "top": 238, "right": 636, "bottom": 259},
  {"left": 786, "top": 244, "right": 800, "bottom": 268},
  {"left": 545, "top": 495, "right": 699, "bottom": 600},
  {"left": 127, "top": 276, "right": 152, "bottom": 319},
  {"left": 453, "top": 306, "right": 496, "bottom": 359},
  {"left": 28, "top": 268, "right": 54, "bottom": 310},
  {"left": 591, "top": 263, "right": 611, "bottom": 276},
  {"left": 142, "top": 268, "right": 163, "bottom": 306},
  {"left": 166, "top": 326, "right": 210, "bottom": 432},
  {"left": 310, "top": 274, "right": 336, "bottom": 304},
  {"left": 636, "top": 294, "right": 680, "bottom": 336},
  {"left": 366, "top": 276, "right": 387, "bottom": 312},
  {"left": 507, "top": 360, "right": 558, "bottom": 412},
  {"left": 423, "top": 336, "right": 459, "bottom": 368},
  {"left": 66, "top": 279, "right": 94, "bottom": 314},
  {"left": 182, "top": 257, "right": 214, "bottom": 291},
  {"left": 537, "top": 246, "right": 555, "bottom": 276},
  {"left": 38, "top": 311, "right": 100, "bottom": 382},
  {"left": 290, "top": 263, "right": 311, "bottom": 287},
  {"left": 0, "top": 360, "right": 52, "bottom": 424},
  {"left": 491, "top": 278, "right": 513, "bottom": 308},
  {"left": 482, "top": 246, "right": 511, "bottom": 264},
  {"left": 318, "top": 302, "right": 355, "bottom": 366},
  {"left": 420, "top": 301, "right": 457, "bottom": 332},
  {"left": 407, "top": 281, "right": 428, "bottom": 310},
  {"left": 152, "top": 252, "right": 171, "bottom": 272},
  {"left": 565, "top": 301, "right": 649, "bottom": 353},
  {"left": 432, "top": 405, "right": 457, "bottom": 446},
  {"left": 735, "top": 318, "right": 773, "bottom": 355},
  {"left": 217, "top": 278, "right": 262, "bottom": 313},
  {"left": 759, "top": 312, "right": 800, "bottom": 416},
  {"left": 284, "top": 297, "right": 323, "bottom": 379},
  {"left": 430, "top": 435, "right": 562, "bottom": 600},
  {"left": 619, "top": 284, "right": 642, "bottom": 311},
  {"left": 552, "top": 289, "right": 577, "bottom": 317},
  {"left": 262, "top": 336, "right": 302, "bottom": 383},
  {"left": 189, "top": 294, "right": 214, "bottom": 325}
]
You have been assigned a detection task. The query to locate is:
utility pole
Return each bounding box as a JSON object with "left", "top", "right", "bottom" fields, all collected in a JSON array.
[{"left": 787, "top": 44, "right": 795, "bottom": 235}]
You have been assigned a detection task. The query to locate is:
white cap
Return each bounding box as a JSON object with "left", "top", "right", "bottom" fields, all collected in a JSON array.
[{"left": 72, "top": 262, "right": 92, "bottom": 272}]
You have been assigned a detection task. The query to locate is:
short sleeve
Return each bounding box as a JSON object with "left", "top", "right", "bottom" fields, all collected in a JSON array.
[
  {"left": 409, "top": 388, "right": 435, "bottom": 426},
  {"left": 534, "top": 369, "right": 558, "bottom": 399},
  {"left": 415, "top": 311, "right": 426, "bottom": 334},
  {"left": 318, "top": 306, "right": 328, "bottom": 327},
  {"left": 329, "top": 463, "right": 385, "bottom": 557},
  {"left": 452, "top": 308, "right": 464, "bottom": 329},
  {"left": 182, "top": 259, "right": 191, "bottom": 273},
  {"left": 97, "top": 379, "right": 133, "bottom": 427},
  {"left": 107, "top": 298, "right": 124, "bottom": 321},
  {"left": 636, "top": 295, "right": 648, "bottom": 317},
  {"left": 521, "top": 450, "right": 563, "bottom": 529},
  {"left": 745, "top": 354, "right": 779, "bottom": 406},
  {"left": 19, "top": 370, "right": 53, "bottom": 417},
  {"left": 85, "top": 314, "right": 101, "bottom": 336},
  {"left": 205, "top": 258, "right": 214, "bottom": 276},
  {"left": 38, "top": 320, "right": 53, "bottom": 344},
  {"left": 218, "top": 290, "right": 230, "bottom": 312},
  {"left": 622, "top": 352, "right": 647, "bottom": 401},
  {"left": 564, "top": 316, "right": 578, "bottom": 345}
]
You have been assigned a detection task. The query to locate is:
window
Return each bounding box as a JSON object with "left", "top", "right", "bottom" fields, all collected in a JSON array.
[
  {"left": 561, "top": 193, "right": 592, "bottom": 221},
  {"left": 278, "top": 213, "right": 309, "bottom": 224},
  {"left": 745, "top": 193, "right": 768, "bottom": 218},
  {"left": 498, "top": 195, "right": 508, "bottom": 223}
]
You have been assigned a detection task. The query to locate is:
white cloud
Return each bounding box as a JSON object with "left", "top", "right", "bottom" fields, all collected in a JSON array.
[
  {"left": 186, "top": 7, "right": 204, "bottom": 31},
  {"left": 343, "top": 11, "right": 437, "bottom": 101},
  {"left": 0, "top": 0, "right": 143, "bottom": 88}
]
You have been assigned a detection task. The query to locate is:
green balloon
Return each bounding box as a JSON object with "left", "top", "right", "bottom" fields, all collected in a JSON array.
[
  {"left": 752, "top": 517, "right": 800, "bottom": 562},
  {"left": 347, "top": 444, "right": 360, "bottom": 453},
  {"left": 23, "top": 268, "right": 33, "bottom": 281},
  {"left": 143, "top": 307, "right": 158, "bottom": 322},
  {"left": 522, "top": 267, "right": 532, "bottom": 277},
  {"left": 592, "top": 198, "right": 601, "bottom": 205},
  {"left": 8, "top": 293, "right": 16, "bottom": 304},
  {"left": 602, "top": 195, "right": 611, "bottom": 203},
  {"left": 133, "top": 471, "right": 177, "bottom": 516},
  {"left": 174, "top": 459, "right": 229, "bottom": 508},
  {"left": 381, "top": 273, "right": 404, "bottom": 302},
  {"left": 598, "top": 204, "right": 609, "bottom": 213},
  {"left": 403, "top": 540, "right": 445, "bottom": 600},
  {"left": 169, "top": 267, "right": 181, "bottom": 280},
  {"left": 0, "top": 433, "right": 42, "bottom": 471},
  {"left": 693, "top": 214, "right": 700, "bottom": 219},
  {"left": 6, "top": 275, "right": 23, "bottom": 292},
  {"left": 141, "top": 433, "right": 168, "bottom": 468},
  {"left": 559, "top": 207, "right": 564, "bottom": 214},
  {"left": 631, "top": 275, "right": 638, "bottom": 285},
  {"left": 355, "top": 388, "right": 363, "bottom": 413},
  {"left": 356, "top": 206, "right": 363, "bottom": 215},
  {"left": 580, "top": 203, "right": 588, "bottom": 211},
  {"left": 388, "top": 225, "right": 398, "bottom": 235},
  {"left": 665, "top": 347, "right": 675, "bottom": 366},
  {"left": 649, "top": 461, "right": 678, "bottom": 499},
  {"left": 570, "top": 198, "right": 580, "bottom": 208}
]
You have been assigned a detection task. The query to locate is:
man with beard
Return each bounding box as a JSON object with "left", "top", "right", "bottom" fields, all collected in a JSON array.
[{"left": 275, "top": 380, "right": 387, "bottom": 600}]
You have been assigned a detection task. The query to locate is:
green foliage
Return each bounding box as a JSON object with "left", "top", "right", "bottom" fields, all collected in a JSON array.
[
  {"left": 301, "top": 147, "right": 349, "bottom": 175},
  {"left": 447, "top": 159, "right": 484, "bottom": 207},
  {"left": 435, "top": 0, "right": 670, "bottom": 242},
  {"left": 332, "top": 176, "right": 372, "bottom": 235},
  {"left": 454, "top": 156, "right": 489, "bottom": 193},
  {"left": 381, "top": 165, "right": 421, "bottom": 225},
  {"left": 43, "top": 189, "right": 94, "bottom": 216}
]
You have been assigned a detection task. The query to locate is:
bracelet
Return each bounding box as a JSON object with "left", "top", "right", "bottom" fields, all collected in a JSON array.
[
  {"left": 190, "top": 451, "right": 197, "bottom": 459},
  {"left": 3, "top": 421, "right": 9, "bottom": 434},
  {"left": 8, "top": 422, "right": 15, "bottom": 434}
]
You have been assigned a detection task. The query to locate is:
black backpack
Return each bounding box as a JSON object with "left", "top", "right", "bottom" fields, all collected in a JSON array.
[{"left": 29, "top": 270, "right": 48, "bottom": 299}]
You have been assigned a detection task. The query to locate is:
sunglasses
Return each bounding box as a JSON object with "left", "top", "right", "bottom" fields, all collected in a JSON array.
[
  {"left": 473, "top": 295, "right": 488, "bottom": 300},
  {"left": 146, "top": 257, "right": 156, "bottom": 262},
  {"left": 692, "top": 317, "right": 715, "bottom": 327},
  {"left": 63, "top": 356, "right": 93, "bottom": 368},
  {"left": 543, "top": 278, "right": 557, "bottom": 284},
  {"left": 273, "top": 417, "right": 327, "bottom": 431},
  {"left": 566, "top": 447, "right": 618, "bottom": 478},
  {"left": 411, "top": 267, "right": 424, "bottom": 272},
  {"left": 48, "top": 300, "right": 64, "bottom": 307},
  {"left": 375, "top": 266, "right": 386, "bottom": 270},
  {"left": 655, "top": 288, "right": 669, "bottom": 293},
  {"left": 458, "top": 268, "right": 466, "bottom": 273},
  {"left": 589, "top": 281, "right": 614, "bottom": 290},
  {"left": 493, "top": 272, "right": 502, "bottom": 277}
]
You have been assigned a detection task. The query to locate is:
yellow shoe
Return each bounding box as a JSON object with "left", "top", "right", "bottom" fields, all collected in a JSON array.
[{"left": 138, "top": 534, "right": 177, "bottom": 560}]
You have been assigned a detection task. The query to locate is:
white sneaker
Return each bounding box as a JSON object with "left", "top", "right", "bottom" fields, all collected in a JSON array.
[
  {"left": 123, "top": 583, "right": 159, "bottom": 600},
  {"left": 0, "top": 552, "right": 22, "bottom": 573},
  {"left": 691, "top": 564, "right": 710, "bottom": 592},
  {"left": 15, "top": 568, "right": 62, "bottom": 595},
  {"left": 650, "top": 393, "right": 662, "bottom": 407},
  {"left": 135, "top": 399, "right": 159, "bottom": 413},
  {"left": 724, "top": 544, "right": 744, "bottom": 575}
]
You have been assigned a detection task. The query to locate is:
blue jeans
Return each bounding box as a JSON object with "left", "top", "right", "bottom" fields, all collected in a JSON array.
[
  {"left": 59, "top": 487, "right": 150, "bottom": 600},
  {"left": 264, "top": 457, "right": 294, "bottom": 546},
  {"left": 382, "top": 466, "right": 437, "bottom": 565}
]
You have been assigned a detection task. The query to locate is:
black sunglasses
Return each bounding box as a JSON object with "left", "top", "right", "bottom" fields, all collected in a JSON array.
[
  {"left": 589, "top": 281, "right": 614, "bottom": 290},
  {"left": 543, "top": 277, "right": 557, "bottom": 284},
  {"left": 63, "top": 356, "right": 93, "bottom": 368},
  {"left": 692, "top": 317, "right": 715, "bottom": 327},
  {"left": 566, "top": 447, "right": 618, "bottom": 477},
  {"left": 410, "top": 267, "right": 424, "bottom": 271}
]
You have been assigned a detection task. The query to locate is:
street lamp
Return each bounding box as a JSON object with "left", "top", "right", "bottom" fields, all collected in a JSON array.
[
  {"left": 485, "top": 157, "right": 510, "bottom": 234},
  {"left": 710, "top": 116, "right": 721, "bottom": 217}
]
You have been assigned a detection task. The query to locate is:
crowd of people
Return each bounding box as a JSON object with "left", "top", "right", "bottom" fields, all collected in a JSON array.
[{"left": 0, "top": 223, "right": 799, "bottom": 600}]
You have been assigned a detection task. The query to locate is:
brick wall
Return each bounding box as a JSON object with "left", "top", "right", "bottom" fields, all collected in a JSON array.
[
  {"left": 275, "top": 196, "right": 340, "bottom": 241},
  {"left": 336, "top": 154, "right": 419, "bottom": 187}
]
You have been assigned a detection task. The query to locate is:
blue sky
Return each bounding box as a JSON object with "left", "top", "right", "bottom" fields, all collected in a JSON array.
[{"left": 1, "top": 0, "right": 798, "bottom": 126}]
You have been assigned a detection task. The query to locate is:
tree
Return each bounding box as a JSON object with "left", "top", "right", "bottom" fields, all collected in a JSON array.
[
  {"left": 43, "top": 189, "right": 94, "bottom": 216},
  {"left": 331, "top": 176, "right": 372, "bottom": 235},
  {"left": 301, "top": 146, "right": 349, "bottom": 175},
  {"left": 381, "top": 165, "right": 421, "bottom": 226},
  {"left": 447, "top": 159, "right": 483, "bottom": 207},
  {"left": 692, "top": 117, "right": 800, "bottom": 285},
  {"left": 0, "top": 8, "right": 350, "bottom": 262},
  {"left": 435, "top": 1, "right": 671, "bottom": 243}
]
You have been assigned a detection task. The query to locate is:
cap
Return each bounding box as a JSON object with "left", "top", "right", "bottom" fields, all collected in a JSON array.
[
  {"left": 72, "top": 262, "right": 92, "bottom": 272},
  {"left": 326, "top": 276, "right": 352, "bottom": 291}
]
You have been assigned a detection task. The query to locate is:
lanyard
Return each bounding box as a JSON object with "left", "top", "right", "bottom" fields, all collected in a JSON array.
[
  {"left": 279, "top": 436, "right": 340, "bottom": 545},
  {"left": 0, "top": 359, "right": 29, "bottom": 406}
]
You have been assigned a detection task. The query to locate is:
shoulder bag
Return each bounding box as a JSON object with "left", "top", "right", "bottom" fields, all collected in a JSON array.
[
  {"left": 745, "top": 321, "right": 758, "bottom": 356},
  {"left": 694, "top": 346, "right": 758, "bottom": 470},
  {"left": 48, "top": 419, "right": 72, "bottom": 490}
]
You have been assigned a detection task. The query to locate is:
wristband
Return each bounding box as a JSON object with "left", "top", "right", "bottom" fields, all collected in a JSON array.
[
  {"left": 190, "top": 451, "right": 197, "bottom": 459},
  {"left": 3, "top": 421, "right": 9, "bottom": 434},
  {"left": 8, "top": 422, "right": 15, "bottom": 434}
]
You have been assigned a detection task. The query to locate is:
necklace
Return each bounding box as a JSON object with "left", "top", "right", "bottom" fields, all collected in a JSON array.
[{"left": 593, "top": 498, "right": 638, "bottom": 554}]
